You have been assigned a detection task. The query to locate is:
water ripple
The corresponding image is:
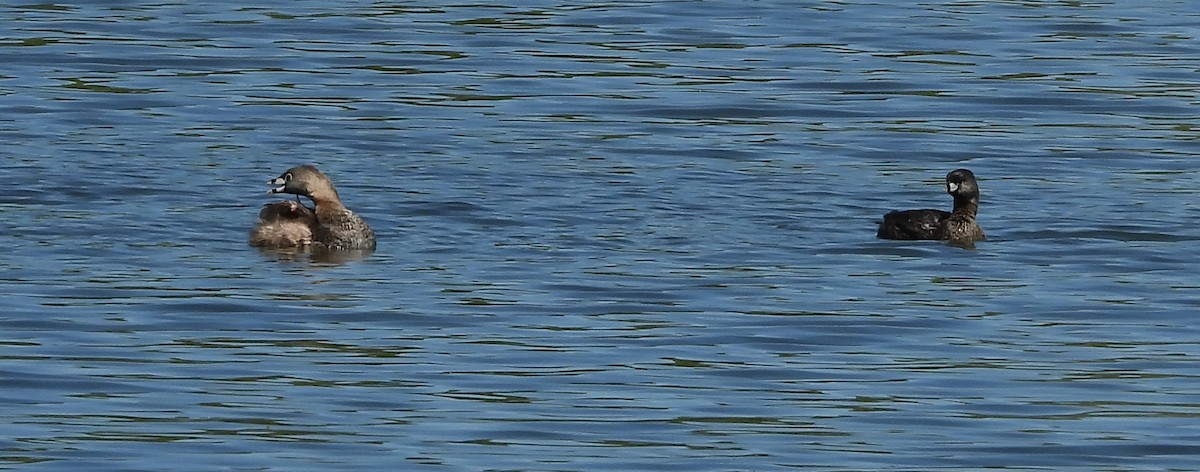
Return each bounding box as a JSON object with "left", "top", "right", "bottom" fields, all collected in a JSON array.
[{"left": 2, "top": 1, "right": 1199, "bottom": 471}]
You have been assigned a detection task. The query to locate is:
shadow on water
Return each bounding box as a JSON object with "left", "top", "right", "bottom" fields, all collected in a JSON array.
[
  {"left": 255, "top": 246, "right": 375, "bottom": 265},
  {"left": 1006, "top": 228, "right": 1195, "bottom": 242}
]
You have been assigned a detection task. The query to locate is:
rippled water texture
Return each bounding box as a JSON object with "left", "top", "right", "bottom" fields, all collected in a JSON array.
[{"left": 3, "top": 1, "right": 1200, "bottom": 470}]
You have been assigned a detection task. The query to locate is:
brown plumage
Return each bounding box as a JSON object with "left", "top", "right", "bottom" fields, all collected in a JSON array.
[
  {"left": 267, "top": 165, "right": 377, "bottom": 250},
  {"left": 249, "top": 200, "right": 317, "bottom": 248}
]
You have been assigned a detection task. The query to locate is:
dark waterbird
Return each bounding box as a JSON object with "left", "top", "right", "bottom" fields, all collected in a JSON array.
[{"left": 877, "top": 169, "right": 986, "bottom": 247}]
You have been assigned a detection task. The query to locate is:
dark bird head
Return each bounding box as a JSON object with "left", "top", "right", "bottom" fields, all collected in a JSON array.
[{"left": 945, "top": 168, "right": 980, "bottom": 201}]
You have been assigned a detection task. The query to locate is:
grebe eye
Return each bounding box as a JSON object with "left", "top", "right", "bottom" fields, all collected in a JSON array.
[{"left": 284, "top": 172, "right": 293, "bottom": 182}]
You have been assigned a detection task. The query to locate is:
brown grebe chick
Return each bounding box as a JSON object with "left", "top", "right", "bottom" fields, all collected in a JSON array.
[{"left": 249, "top": 200, "right": 317, "bottom": 248}]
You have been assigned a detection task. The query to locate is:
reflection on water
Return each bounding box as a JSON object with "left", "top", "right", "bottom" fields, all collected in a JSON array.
[
  {"left": 2, "top": 1, "right": 1200, "bottom": 470},
  {"left": 258, "top": 246, "right": 376, "bottom": 265}
]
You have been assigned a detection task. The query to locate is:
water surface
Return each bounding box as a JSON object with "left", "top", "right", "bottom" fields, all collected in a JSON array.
[{"left": 2, "top": 1, "right": 1200, "bottom": 470}]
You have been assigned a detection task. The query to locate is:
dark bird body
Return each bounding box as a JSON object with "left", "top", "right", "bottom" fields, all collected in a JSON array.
[{"left": 877, "top": 169, "right": 985, "bottom": 246}]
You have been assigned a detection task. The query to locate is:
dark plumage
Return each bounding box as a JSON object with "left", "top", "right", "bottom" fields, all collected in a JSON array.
[
  {"left": 267, "top": 165, "right": 377, "bottom": 250},
  {"left": 877, "top": 169, "right": 986, "bottom": 245}
]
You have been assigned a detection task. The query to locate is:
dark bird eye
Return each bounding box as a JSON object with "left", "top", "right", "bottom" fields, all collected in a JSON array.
[{"left": 284, "top": 172, "right": 293, "bottom": 182}]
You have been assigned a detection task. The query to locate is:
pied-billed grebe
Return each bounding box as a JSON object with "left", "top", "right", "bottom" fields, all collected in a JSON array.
[
  {"left": 249, "top": 200, "right": 317, "bottom": 248},
  {"left": 877, "top": 169, "right": 986, "bottom": 245},
  {"left": 268, "top": 165, "right": 377, "bottom": 250}
]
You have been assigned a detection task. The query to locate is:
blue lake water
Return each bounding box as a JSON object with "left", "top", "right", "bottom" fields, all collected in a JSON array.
[{"left": 2, "top": 1, "right": 1200, "bottom": 470}]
